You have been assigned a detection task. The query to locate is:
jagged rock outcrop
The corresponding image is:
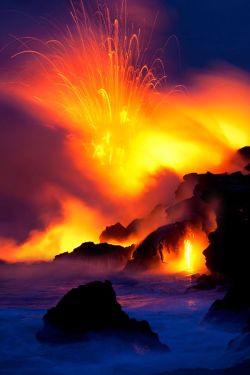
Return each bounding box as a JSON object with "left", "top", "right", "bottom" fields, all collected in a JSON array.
[
  {"left": 99, "top": 204, "right": 166, "bottom": 244},
  {"left": 37, "top": 280, "right": 169, "bottom": 352}
]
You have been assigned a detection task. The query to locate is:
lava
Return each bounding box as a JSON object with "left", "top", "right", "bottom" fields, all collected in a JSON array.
[
  {"left": 184, "top": 239, "right": 191, "bottom": 272},
  {"left": 1, "top": 0, "right": 250, "bottom": 266},
  {"left": 161, "top": 229, "right": 209, "bottom": 274},
  {"left": 8, "top": 1, "right": 250, "bottom": 196}
]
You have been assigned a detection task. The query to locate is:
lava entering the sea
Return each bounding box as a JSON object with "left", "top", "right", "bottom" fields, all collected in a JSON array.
[{"left": 0, "top": 0, "right": 250, "bottom": 273}]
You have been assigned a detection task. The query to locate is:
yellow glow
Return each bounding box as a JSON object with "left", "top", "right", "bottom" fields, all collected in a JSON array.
[
  {"left": 185, "top": 239, "right": 192, "bottom": 271},
  {"left": 162, "top": 230, "right": 208, "bottom": 275},
  {"left": 0, "top": 197, "right": 108, "bottom": 262},
  {"left": 2, "top": 2, "right": 250, "bottom": 262}
]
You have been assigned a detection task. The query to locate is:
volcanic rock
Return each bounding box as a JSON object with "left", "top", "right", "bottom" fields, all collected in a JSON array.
[
  {"left": 166, "top": 195, "right": 215, "bottom": 234},
  {"left": 238, "top": 146, "right": 250, "bottom": 161},
  {"left": 125, "top": 221, "right": 198, "bottom": 272},
  {"left": 226, "top": 316, "right": 250, "bottom": 353},
  {"left": 174, "top": 173, "right": 199, "bottom": 201},
  {"left": 99, "top": 222, "right": 129, "bottom": 243},
  {"left": 100, "top": 204, "right": 166, "bottom": 244},
  {"left": 198, "top": 172, "right": 250, "bottom": 280},
  {"left": 54, "top": 241, "right": 134, "bottom": 271},
  {"left": 36, "top": 280, "right": 168, "bottom": 352},
  {"left": 124, "top": 172, "right": 217, "bottom": 273},
  {"left": 204, "top": 289, "right": 250, "bottom": 330},
  {"left": 244, "top": 163, "right": 250, "bottom": 172},
  {"left": 190, "top": 274, "right": 219, "bottom": 290},
  {"left": 192, "top": 170, "right": 250, "bottom": 325}
]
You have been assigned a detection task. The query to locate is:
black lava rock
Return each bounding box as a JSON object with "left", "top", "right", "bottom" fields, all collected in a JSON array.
[
  {"left": 36, "top": 280, "right": 169, "bottom": 352},
  {"left": 99, "top": 204, "right": 166, "bottom": 244},
  {"left": 191, "top": 274, "right": 219, "bottom": 290},
  {"left": 125, "top": 220, "right": 202, "bottom": 272},
  {"left": 54, "top": 242, "right": 134, "bottom": 271},
  {"left": 189, "top": 169, "right": 250, "bottom": 326}
]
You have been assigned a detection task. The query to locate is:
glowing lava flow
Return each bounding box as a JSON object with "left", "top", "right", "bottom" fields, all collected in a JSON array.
[{"left": 184, "top": 239, "right": 192, "bottom": 272}]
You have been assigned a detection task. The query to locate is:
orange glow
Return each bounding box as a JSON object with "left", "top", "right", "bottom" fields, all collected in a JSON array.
[
  {"left": 185, "top": 239, "right": 192, "bottom": 271},
  {"left": 10, "top": 3, "right": 250, "bottom": 196},
  {"left": 1, "top": 2, "right": 250, "bottom": 263},
  {"left": 162, "top": 230, "right": 208, "bottom": 274},
  {"left": 0, "top": 196, "right": 108, "bottom": 262}
]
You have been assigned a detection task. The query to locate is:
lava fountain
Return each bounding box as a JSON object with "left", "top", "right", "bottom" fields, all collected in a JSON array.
[{"left": 1, "top": 0, "right": 250, "bottom": 266}]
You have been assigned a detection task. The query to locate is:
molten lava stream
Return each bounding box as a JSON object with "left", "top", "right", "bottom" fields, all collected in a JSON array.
[{"left": 162, "top": 232, "right": 208, "bottom": 275}]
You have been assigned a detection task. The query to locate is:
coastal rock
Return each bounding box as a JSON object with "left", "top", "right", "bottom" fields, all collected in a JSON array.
[
  {"left": 125, "top": 221, "right": 199, "bottom": 272},
  {"left": 54, "top": 242, "right": 134, "bottom": 271},
  {"left": 37, "top": 280, "right": 168, "bottom": 352},
  {"left": 193, "top": 170, "right": 250, "bottom": 325},
  {"left": 191, "top": 274, "right": 219, "bottom": 290}
]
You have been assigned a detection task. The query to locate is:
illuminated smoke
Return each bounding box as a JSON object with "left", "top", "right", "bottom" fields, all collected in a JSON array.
[{"left": 0, "top": 1, "right": 250, "bottom": 262}]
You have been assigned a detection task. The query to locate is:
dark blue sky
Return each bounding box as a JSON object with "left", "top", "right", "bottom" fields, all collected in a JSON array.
[{"left": 0, "top": 0, "right": 250, "bottom": 74}]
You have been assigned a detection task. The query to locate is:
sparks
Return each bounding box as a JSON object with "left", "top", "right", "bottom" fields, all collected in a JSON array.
[{"left": 12, "top": 0, "right": 165, "bottom": 167}]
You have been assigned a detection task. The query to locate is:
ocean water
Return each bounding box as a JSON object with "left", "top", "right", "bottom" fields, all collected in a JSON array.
[{"left": 0, "top": 263, "right": 247, "bottom": 375}]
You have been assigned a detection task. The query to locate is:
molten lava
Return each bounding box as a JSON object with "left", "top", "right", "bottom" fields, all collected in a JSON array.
[
  {"left": 161, "top": 230, "right": 208, "bottom": 274},
  {"left": 184, "top": 239, "right": 192, "bottom": 272}
]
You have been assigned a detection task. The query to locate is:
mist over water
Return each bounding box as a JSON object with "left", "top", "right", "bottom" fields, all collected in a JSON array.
[{"left": 0, "top": 263, "right": 245, "bottom": 375}]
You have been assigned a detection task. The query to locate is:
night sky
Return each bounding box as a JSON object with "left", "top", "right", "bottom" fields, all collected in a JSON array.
[{"left": 1, "top": 0, "right": 250, "bottom": 73}]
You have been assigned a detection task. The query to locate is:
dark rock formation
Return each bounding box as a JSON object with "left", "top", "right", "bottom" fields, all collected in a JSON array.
[
  {"left": 192, "top": 171, "right": 250, "bottom": 326},
  {"left": 244, "top": 163, "right": 250, "bottom": 172},
  {"left": 238, "top": 146, "right": 250, "bottom": 162},
  {"left": 100, "top": 222, "right": 130, "bottom": 243},
  {"left": 54, "top": 242, "right": 134, "bottom": 271},
  {"left": 190, "top": 274, "right": 219, "bottom": 290},
  {"left": 174, "top": 173, "right": 199, "bottom": 201},
  {"left": 100, "top": 204, "right": 166, "bottom": 244},
  {"left": 198, "top": 173, "right": 250, "bottom": 281},
  {"left": 125, "top": 220, "right": 199, "bottom": 272},
  {"left": 125, "top": 173, "right": 216, "bottom": 273},
  {"left": 37, "top": 280, "right": 168, "bottom": 352},
  {"left": 167, "top": 195, "right": 215, "bottom": 234}
]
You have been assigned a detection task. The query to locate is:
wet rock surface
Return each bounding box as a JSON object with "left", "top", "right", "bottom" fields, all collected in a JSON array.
[{"left": 37, "top": 280, "right": 169, "bottom": 352}]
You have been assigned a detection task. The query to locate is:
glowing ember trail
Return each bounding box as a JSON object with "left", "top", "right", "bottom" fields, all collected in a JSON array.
[
  {"left": 11, "top": 0, "right": 165, "bottom": 176},
  {"left": 9, "top": 1, "right": 250, "bottom": 197}
]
